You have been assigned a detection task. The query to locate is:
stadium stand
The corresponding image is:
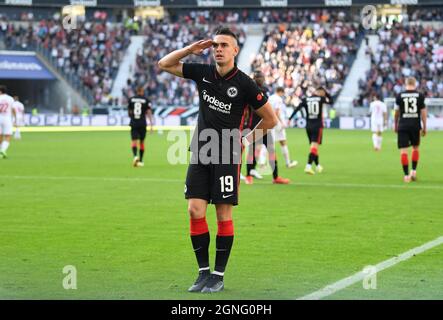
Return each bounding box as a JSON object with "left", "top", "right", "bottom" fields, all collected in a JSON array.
[
  {"left": 356, "top": 23, "right": 443, "bottom": 107},
  {"left": 1, "top": 14, "right": 132, "bottom": 105},
  {"left": 251, "top": 11, "right": 361, "bottom": 107},
  {"left": 121, "top": 19, "right": 246, "bottom": 106}
]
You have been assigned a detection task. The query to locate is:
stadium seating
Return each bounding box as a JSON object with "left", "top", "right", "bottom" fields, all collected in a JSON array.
[
  {"left": 356, "top": 23, "right": 443, "bottom": 107},
  {"left": 1, "top": 16, "right": 131, "bottom": 105},
  {"left": 251, "top": 13, "right": 361, "bottom": 107},
  {"left": 121, "top": 20, "right": 246, "bottom": 106}
]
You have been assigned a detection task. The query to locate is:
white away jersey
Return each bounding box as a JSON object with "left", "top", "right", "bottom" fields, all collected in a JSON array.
[
  {"left": 369, "top": 100, "right": 387, "bottom": 121},
  {"left": 0, "top": 94, "right": 14, "bottom": 118},
  {"left": 12, "top": 101, "right": 24, "bottom": 117},
  {"left": 268, "top": 94, "right": 287, "bottom": 121}
]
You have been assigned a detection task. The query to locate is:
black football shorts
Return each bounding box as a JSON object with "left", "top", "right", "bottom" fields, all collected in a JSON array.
[
  {"left": 306, "top": 127, "right": 323, "bottom": 144},
  {"left": 398, "top": 129, "right": 420, "bottom": 149},
  {"left": 131, "top": 125, "right": 147, "bottom": 141},
  {"left": 185, "top": 163, "right": 240, "bottom": 206}
]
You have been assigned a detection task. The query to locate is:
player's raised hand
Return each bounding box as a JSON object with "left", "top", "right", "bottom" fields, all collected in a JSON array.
[{"left": 186, "top": 40, "right": 214, "bottom": 56}]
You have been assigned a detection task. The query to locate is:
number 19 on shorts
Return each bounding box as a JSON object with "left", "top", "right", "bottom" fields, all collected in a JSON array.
[{"left": 220, "top": 176, "right": 234, "bottom": 193}]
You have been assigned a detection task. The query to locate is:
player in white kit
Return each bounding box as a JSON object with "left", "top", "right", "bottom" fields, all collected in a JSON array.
[
  {"left": 369, "top": 95, "right": 388, "bottom": 151},
  {"left": 0, "top": 85, "right": 16, "bottom": 158},
  {"left": 12, "top": 96, "right": 25, "bottom": 140},
  {"left": 266, "top": 87, "right": 297, "bottom": 168}
]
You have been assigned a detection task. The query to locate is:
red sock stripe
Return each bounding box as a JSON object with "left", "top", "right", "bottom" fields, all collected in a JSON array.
[
  {"left": 412, "top": 150, "right": 419, "bottom": 162},
  {"left": 401, "top": 153, "right": 409, "bottom": 166},
  {"left": 217, "top": 220, "right": 234, "bottom": 236},
  {"left": 310, "top": 147, "right": 318, "bottom": 156},
  {"left": 140, "top": 143, "right": 145, "bottom": 151},
  {"left": 190, "top": 217, "right": 209, "bottom": 236}
]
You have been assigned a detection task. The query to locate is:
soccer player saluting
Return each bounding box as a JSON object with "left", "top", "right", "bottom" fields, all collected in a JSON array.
[
  {"left": 0, "top": 85, "right": 15, "bottom": 158},
  {"left": 369, "top": 94, "right": 388, "bottom": 151},
  {"left": 394, "top": 77, "right": 427, "bottom": 182},
  {"left": 290, "top": 87, "right": 333, "bottom": 175},
  {"left": 127, "top": 86, "right": 153, "bottom": 167},
  {"left": 158, "top": 27, "right": 278, "bottom": 293},
  {"left": 12, "top": 96, "right": 25, "bottom": 140}
]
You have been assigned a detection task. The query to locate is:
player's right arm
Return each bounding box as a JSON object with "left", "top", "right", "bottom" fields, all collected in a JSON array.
[
  {"left": 127, "top": 100, "right": 133, "bottom": 118},
  {"left": 289, "top": 100, "right": 305, "bottom": 120},
  {"left": 157, "top": 40, "right": 213, "bottom": 78}
]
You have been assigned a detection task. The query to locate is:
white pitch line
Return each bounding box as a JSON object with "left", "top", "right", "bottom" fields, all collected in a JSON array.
[
  {"left": 1, "top": 175, "right": 183, "bottom": 183},
  {"left": 1, "top": 175, "right": 443, "bottom": 190},
  {"left": 297, "top": 236, "right": 443, "bottom": 300}
]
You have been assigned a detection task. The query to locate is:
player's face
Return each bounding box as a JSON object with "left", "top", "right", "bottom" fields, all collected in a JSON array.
[
  {"left": 254, "top": 75, "right": 265, "bottom": 87},
  {"left": 212, "top": 35, "right": 239, "bottom": 66}
]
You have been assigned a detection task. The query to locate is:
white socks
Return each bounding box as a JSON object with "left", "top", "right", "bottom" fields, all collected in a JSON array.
[
  {"left": 1, "top": 141, "right": 10, "bottom": 153},
  {"left": 281, "top": 145, "right": 291, "bottom": 166},
  {"left": 258, "top": 146, "right": 267, "bottom": 165},
  {"left": 14, "top": 128, "right": 21, "bottom": 139},
  {"left": 372, "top": 134, "right": 383, "bottom": 149},
  {"left": 372, "top": 134, "right": 378, "bottom": 149}
]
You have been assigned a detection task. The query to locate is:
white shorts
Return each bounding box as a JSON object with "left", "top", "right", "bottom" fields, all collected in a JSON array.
[
  {"left": 271, "top": 127, "right": 287, "bottom": 142},
  {"left": 0, "top": 116, "right": 13, "bottom": 135},
  {"left": 15, "top": 117, "right": 25, "bottom": 127},
  {"left": 371, "top": 120, "right": 384, "bottom": 133}
]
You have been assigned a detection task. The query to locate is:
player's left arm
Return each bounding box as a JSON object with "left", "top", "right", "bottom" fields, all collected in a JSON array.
[
  {"left": 244, "top": 102, "right": 279, "bottom": 146},
  {"left": 275, "top": 103, "right": 286, "bottom": 129},
  {"left": 421, "top": 107, "right": 427, "bottom": 137},
  {"left": 394, "top": 96, "right": 401, "bottom": 132},
  {"left": 289, "top": 100, "right": 305, "bottom": 121},
  {"left": 146, "top": 105, "right": 154, "bottom": 133},
  {"left": 12, "top": 106, "right": 16, "bottom": 126}
]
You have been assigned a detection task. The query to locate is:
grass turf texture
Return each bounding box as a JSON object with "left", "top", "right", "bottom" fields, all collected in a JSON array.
[{"left": 1, "top": 129, "right": 442, "bottom": 300}]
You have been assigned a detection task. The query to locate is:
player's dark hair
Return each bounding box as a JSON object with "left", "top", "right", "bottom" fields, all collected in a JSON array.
[
  {"left": 137, "top": 86, "right": 145, "bottom": 95},
  {"left": 276, "top": 87, "right": 285, "bottom": 93},
  {"left": 214, "top": 27, "right": 239, "bottom": 44},
  {"left": 253, "top": 70, "right": 264, "bottom": 79},
  {"left": 0, "top": 85, "right": 6, "bottom": 94}
]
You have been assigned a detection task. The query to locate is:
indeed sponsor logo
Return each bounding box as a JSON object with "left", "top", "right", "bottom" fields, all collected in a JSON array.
[{"left": 202, "top": 90, "right": 232, "bottom": 113}]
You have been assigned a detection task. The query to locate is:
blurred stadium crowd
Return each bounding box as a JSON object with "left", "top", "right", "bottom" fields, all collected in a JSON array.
[{"left": 0, "top": 6, "right": 442, "bottom": 110}]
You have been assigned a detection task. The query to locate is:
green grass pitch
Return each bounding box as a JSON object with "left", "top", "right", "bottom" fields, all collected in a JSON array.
[{"left": 1, "top": 129, "right": 442, "bottom": 300}]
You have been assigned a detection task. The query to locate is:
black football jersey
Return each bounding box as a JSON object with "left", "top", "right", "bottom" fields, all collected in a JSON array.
[
  {"left": 395, "top": 90, "right": 426, "bottom": 130},
  {"left": 183, "top": 63, "right": 268, "bottom": 162},
  {"left": 294, "top": 95, "right": 331, "bottom": 129},
  {"left": 128, "top": 95, "right": 151, "bottom": 126}
]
